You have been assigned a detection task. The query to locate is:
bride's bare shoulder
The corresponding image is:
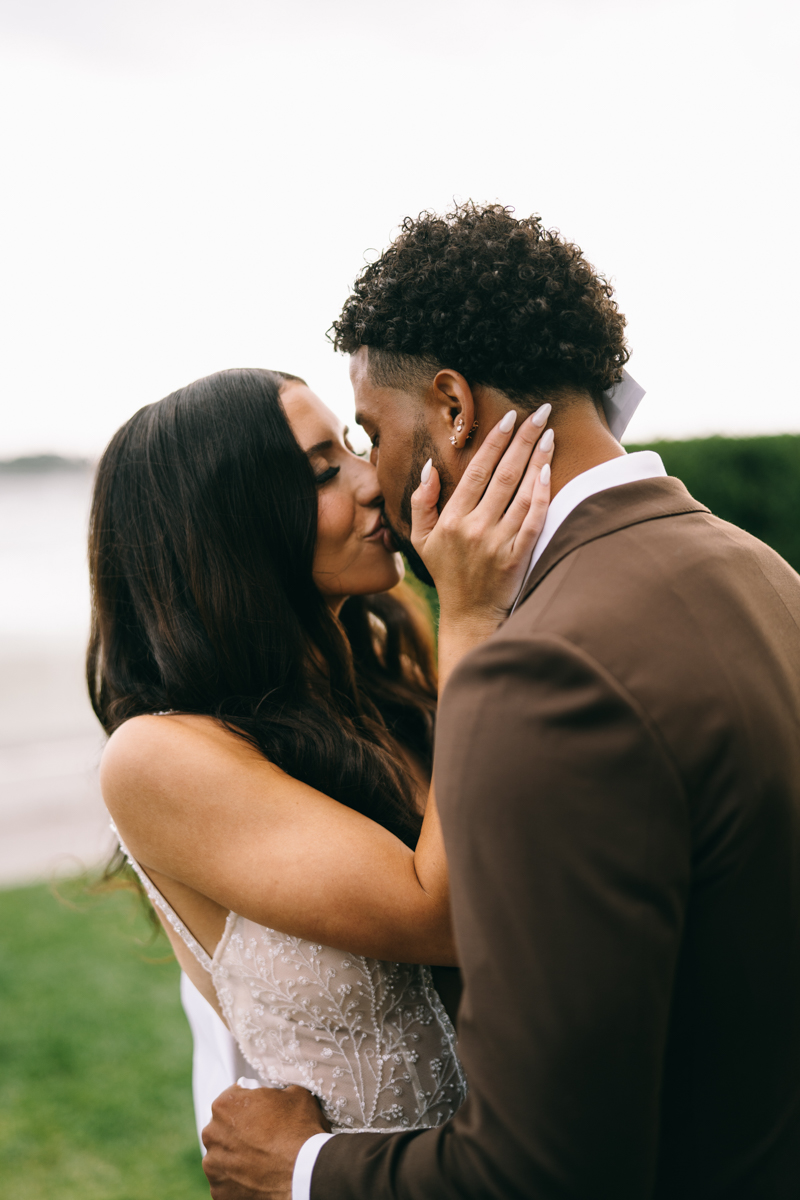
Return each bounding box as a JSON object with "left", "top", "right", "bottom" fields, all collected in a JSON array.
[
  {"left": 100, "top": 713, "right": 273, "bottom": 812},
  {"left": 103, "top": 711, "right": 231, "bottom": 763}
]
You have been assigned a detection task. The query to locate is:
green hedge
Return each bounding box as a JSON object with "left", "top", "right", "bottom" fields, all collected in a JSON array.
[{"left": 627, "top": 435, "right": 800, "bottom": 573}]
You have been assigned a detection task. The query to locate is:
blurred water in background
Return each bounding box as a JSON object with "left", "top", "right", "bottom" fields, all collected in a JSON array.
[{"left": 0, "top": 463, "right": 112, "bottom": 887}]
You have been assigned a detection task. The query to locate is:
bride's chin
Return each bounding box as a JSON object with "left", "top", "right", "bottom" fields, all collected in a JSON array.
[
  {"left": 392, "top": 551, "right": 405, "bottom": 582},
  {"left": 352, "top": 551, "right": 405, "bottom": 597},
  {"left": 379, "top": 550, "right": 405, "bottom": 592}
]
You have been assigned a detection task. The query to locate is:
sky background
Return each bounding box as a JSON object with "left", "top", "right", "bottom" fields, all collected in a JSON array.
[{"left": 1, "top": 0, "right": 798, "bottom": 458}]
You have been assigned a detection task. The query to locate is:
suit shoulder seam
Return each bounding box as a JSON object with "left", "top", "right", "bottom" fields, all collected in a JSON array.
[{"left": 467, "top": 630, "right": 688, "bottom": 806}]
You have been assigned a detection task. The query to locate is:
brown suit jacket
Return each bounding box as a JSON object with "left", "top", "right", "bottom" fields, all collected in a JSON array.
[{"left": 312, "top": 477, "right": 800, "bottom": 1199}]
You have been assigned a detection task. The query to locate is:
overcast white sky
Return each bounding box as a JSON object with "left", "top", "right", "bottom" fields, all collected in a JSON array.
[{"left": 1, "top": 0, "right": 798, "bottom": 457}]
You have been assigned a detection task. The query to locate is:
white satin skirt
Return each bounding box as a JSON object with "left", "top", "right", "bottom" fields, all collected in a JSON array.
[{"left": 179, "top": 970, "right": 250, "bottom": 1152}]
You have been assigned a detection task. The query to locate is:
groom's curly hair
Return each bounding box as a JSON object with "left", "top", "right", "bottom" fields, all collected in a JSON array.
[{"left": 331, "top": 202, "right": 630, "bottom": 405}]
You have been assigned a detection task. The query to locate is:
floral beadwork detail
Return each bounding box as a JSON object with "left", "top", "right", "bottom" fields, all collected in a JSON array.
[
  {"left": 113, "top": 821, "right": 466, "bottom": 1134},
  {"left": 212, "top": 921, "right": 466, "bottom": 1132}
]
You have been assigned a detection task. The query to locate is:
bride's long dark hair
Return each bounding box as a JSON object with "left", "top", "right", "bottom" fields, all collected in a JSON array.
[{"left": 87, "top": 368, "right": 437, "bottom": 847}]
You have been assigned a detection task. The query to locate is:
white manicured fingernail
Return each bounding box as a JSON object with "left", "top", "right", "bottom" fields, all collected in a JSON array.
[
  {"left": 499, "top": 410, "right": 517, "bottom": 433},
  {"left": 539, "top": 428, "right": 555, "bottom": 452},
  {"left": 531, "top": 403, "right": 552, "bottom": 427},
  {"left": 539, "top": 462, "right": 551, "bottom": 486},
  {"left": 420, "top": 458, "right": 432, "bottom": 484},
  {"left": 237, "top": 1077, "right": 261, "bottom": 1090}
]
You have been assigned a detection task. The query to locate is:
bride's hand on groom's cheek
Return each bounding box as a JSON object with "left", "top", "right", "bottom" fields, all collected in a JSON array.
[
  {"left": 410, "top": 405, "right": 554, "bottom": 627},
  {"left": 202, "top": 1084, "right": 330, "bottom": 1200}
]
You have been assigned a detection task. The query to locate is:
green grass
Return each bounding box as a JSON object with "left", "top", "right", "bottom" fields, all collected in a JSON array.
[{"left": 0, "top": 879, "right": 208, "bottom": 1200}]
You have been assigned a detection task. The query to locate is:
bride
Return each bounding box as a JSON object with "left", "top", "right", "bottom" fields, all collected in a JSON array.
[{"left": 89, "top": 367, "right": 552, "bottom": 1141}]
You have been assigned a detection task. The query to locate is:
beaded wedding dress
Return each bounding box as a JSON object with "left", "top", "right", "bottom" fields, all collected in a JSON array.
[{"left": 115, "top": 829, "right": 467, "bottom": 1134}]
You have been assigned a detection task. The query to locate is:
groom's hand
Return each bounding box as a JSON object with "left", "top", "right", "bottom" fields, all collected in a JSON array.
[{"left": 202, "top": 1084, "right": 329, "bottom": 1200}]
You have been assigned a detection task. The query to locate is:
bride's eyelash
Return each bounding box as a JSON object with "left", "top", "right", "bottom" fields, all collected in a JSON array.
[{"left": 314, "top": 465, "right": 340, "bottom": 486}]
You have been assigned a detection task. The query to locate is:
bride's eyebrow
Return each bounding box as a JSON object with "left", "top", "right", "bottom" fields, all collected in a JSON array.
[
  {"left": 305, "top": 426, "right": 352, "bottom": 458},
  {"left": 304, "top": 439, "right": 333, "bottom": 458}
]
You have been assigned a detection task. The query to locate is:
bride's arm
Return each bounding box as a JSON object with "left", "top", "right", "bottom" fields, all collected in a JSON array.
[
  {"left": 102, "top": 713, "right": 461, "bottom": 963},
  {"left": 101, "top": 411, "right": 553, "bottom": 968}
]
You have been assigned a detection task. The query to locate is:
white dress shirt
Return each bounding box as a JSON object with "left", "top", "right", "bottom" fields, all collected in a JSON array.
[
  {"left": 292, "top": 446, "right": 667, "bottom": 1200},
  {"left": 511, "top": 450, "right": 667, "bottom": 609},
  {"left": 292, "top": 1132, "right": 337, "bottom": 1200}
]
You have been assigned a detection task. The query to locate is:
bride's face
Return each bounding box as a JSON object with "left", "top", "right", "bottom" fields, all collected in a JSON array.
[{"left": 281, "top": 382, "right": 404, "bottom": 610}]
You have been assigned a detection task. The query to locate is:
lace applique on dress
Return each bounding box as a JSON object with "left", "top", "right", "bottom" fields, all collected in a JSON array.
[
  {"left": 110, "top": 822, "right": 467, "bottom": 1133},
  {"left": 212, "top": 920, "right": 466, "bottom": 1132}
]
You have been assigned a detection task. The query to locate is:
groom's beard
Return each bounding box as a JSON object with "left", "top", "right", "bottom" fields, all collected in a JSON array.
[
  {"left": 383, "top": 426, "right": 453, "bottom": 590},
  {"left": 386, "top": 521, "right": 435, "bottom": 588}
]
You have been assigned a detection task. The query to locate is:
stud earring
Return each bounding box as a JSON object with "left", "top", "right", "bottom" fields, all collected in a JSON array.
[{"left": 450, "top": 417, "right": 477, "bottom": 448}]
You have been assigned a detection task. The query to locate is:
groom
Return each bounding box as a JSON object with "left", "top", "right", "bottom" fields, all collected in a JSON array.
[{"left": 203, "top": 204, "right": 800, "bottom": 1198}]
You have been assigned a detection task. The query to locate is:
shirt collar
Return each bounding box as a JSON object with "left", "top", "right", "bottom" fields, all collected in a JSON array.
[
  {"left": 512, "top": 451, "right": 667, "bottom": 609},
  {"left": 601, "top": 370, "right": 646, "bottom": 442}
]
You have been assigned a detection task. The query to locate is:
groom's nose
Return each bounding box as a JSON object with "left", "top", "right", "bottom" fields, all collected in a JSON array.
[{"left": 354, "top": 456, "right": 384, "bottom": 507}]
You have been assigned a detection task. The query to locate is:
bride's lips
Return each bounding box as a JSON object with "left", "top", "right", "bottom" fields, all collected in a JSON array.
[
  {"left": 364, "top": 516, "right": 397, "bottom": 552},
  {"left": 363, "top": 516, "right": 387, "bottom": 542}
]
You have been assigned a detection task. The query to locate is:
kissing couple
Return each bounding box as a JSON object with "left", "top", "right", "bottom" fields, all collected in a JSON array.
[{"left": 93, "top": 204, "right": 800, "bottom": 1199}]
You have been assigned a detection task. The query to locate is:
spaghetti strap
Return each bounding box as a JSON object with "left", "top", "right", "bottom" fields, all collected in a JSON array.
[{"left": 109, "top": 818, "right": 213, "bottom": 973}]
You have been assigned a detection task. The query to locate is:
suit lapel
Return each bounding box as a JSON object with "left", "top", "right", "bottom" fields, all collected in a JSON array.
[{"left": 516, "top": 476, "right": 710, "bottom": 608}]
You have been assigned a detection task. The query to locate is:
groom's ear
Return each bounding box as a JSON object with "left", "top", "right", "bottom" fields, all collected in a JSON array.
[{"left": 429, "top": 369, "right": 476, "bottom": 453}]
